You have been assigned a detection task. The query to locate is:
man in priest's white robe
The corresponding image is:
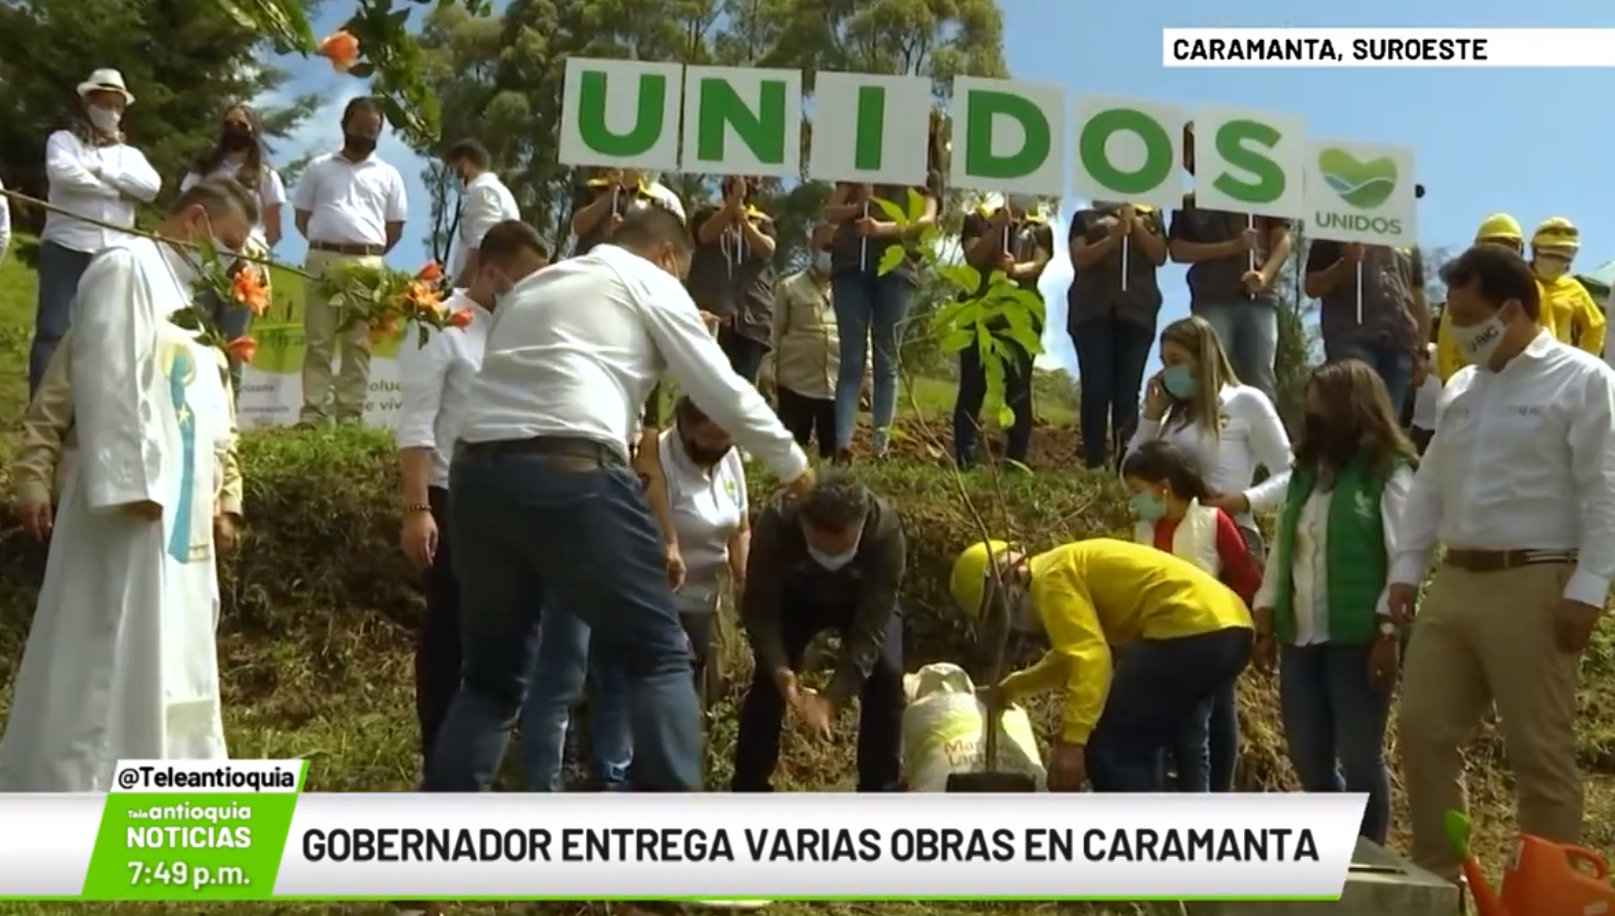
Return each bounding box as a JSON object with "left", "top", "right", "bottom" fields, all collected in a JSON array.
[{"left": 0, "top": 177, "right": 258, "bottom": 791}]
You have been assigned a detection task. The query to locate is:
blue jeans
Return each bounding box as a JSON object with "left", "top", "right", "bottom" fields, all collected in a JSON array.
[
  {"left": 831, "top": 271, "right": 915, "bottom": 451},
  {"left": 29, "top": 240, "right": 94, "bottom": 396},
  {"left": 1086, "top": 628, "right": 1252, "bottom": 792},
  {"left": 1279, "top": 643, "right": 1392, "bottom": 844},
  {"left": 1167, "top": 680, "right": 1239, "bottom": 792},
  {"left": 1199, "top": 303, "right": 1277, "bottom": 400},
  {"left": 1325, "top": 340, "right": 1412, "bottom": 416},
  {"left": 519, "top": 610, "right": 633, "bottom": 791},
  {"left": 1070, "top": 315, "right": 1156, "bottom": 469},
  {"left": 427, "top": 448, "right": 702, "bottom": 792}
]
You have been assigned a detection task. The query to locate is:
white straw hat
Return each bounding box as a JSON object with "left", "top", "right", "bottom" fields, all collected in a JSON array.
[{"left": 76, "top": 69, "right": 134, "bottom": 105}]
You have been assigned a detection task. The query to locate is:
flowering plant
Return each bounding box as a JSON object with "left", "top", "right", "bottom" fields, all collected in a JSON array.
[
  {"left": 315, "top": 260, "right": 473, "bottom": 348},
  {"left": 168, "top": 237, "right": 269, "bottom": 366}
]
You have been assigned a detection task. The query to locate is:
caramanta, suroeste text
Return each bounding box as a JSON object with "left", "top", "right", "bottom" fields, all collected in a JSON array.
[
  {"left": 1171, "top": 36, "right": 1488, "bottom": 62},
  {"left": 298, "top": 826, "right": 1320, "bottom": 864}
]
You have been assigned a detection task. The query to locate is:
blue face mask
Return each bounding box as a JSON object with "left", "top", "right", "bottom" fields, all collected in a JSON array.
[
  {"left": 1129, "top": 491, "right": 1168, "bottom": 521},
  {"left": 1162, "top": 364, "right": 1198, "bottom": 400}
]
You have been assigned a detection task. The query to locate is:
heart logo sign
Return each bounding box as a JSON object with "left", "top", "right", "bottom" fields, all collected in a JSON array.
[{"left": 1317, "top": 148, "right": 1398, "bottom": 210}]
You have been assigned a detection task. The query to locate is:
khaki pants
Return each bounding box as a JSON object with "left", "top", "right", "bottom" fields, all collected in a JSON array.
[
  {"left": 301, "top": 249, "right": 383, "bottom": 422},
  {"left": 1398, "top": 562, "right": 1582, "bottom": 879}
]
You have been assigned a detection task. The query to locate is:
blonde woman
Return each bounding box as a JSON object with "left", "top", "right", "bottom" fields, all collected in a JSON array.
[{"left": 1124, "top": 313, "right": 1292, "bottom": 792}]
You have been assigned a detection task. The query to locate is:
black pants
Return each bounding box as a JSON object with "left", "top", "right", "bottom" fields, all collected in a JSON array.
[
  {"left": 415, "top": 485, "right": 461, "bottom": 762},
  {"left": 776, "top": 386, "right": 836, "bottom": 459},
  {"left": 953, "top": 334, "right": 1035, "bottom": 467},
  {"left": 1070, "top": 314, "right": 1155, "bottom": 469},
  {"left": 732, "top": 595, "right": 904, "bottom": 792},
  {"left": 719, "top": 326, "right": 768, "bottom": 384},
  {"left": 1086, "top": 627, "right": 1252, "bottom": 792}
]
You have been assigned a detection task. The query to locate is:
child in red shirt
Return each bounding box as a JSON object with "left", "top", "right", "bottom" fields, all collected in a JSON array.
[
  {"left": 1121, "top": 439, "right": 1261, "bottom": 793},
  {"left": 1121, "top": 440, "right": 1262, "bottom": 603}
]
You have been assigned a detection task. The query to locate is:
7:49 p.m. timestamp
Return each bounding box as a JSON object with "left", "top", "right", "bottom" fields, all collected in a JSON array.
[{"left": 127, "top": 860, "right": 248, "bottom": 891}]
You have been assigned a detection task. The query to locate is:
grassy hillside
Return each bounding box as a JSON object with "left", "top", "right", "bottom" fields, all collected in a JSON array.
[{"left": 1, "top": 240, "right": 1614, "bottom": 916}]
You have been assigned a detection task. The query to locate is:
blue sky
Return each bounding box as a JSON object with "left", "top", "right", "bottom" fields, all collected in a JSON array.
[{"left": 266, "top": 0, "right": 1615, "bottom": 374}]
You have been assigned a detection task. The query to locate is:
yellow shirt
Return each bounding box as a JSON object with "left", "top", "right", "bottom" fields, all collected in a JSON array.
[
  {"left": 998, "top": 538, "right": 1251, "bottom": 745},
  {"left": 1437, "top": 277, "right": 1606, "bottom": 381}
]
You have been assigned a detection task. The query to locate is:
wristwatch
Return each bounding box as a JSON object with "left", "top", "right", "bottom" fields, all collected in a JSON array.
[{"left": 1376, "top": 618, "right": 1399, "bottom": 639}]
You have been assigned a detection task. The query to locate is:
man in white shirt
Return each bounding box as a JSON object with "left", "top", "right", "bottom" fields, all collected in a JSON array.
[
  {"left": 30, "top": 68, "right": 161, "bottom": 395},
  {"left": 0, "top": 177, "right": 254, "bottom": 790},
  {"left": 1389, "top": 243, "right": 1615, "bottom": 881},
  {"left": 292, "top": 96, "right": 408, "bottom": 426},
  {"left": 424, "top": 204, "right": 811, "bottom": 793},
  {"left": 396, "top": 221, "right": 546, "bottom": 767},
  {"left": 444, "top": 139, "right": 520, "bottom": 286}
]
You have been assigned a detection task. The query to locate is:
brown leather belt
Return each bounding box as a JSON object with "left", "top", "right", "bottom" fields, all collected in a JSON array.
[
  {"left": 309, "top": 240, "right": 384, "bottom": 256},
  {"left": 1444, "top": 548, "right": 1578, "bottom": 573},
  {"left": 455, "top": 436, "right": 625, "bottom": 470}
]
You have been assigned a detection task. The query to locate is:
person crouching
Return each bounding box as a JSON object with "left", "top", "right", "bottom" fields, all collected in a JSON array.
[
  {"left": 732, "top": 471, "right": 906, "bottom": 791},
  {"left": 950, "top": 538, "right": 1252, "bottom": 792}
]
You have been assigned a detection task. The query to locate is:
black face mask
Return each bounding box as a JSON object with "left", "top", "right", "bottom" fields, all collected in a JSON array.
[
  {"left": 682, "top": 438, "right": 731, "bottom": 467},
  {"left": 221, "top": 125, "right": 255, "bottom": 151},
  {"left": 344, "top": 133, "right": 377, "bottom": 157}
]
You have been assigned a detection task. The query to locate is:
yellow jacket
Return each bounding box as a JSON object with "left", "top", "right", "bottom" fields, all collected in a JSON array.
[
  {"left": 10, "top": 332, "right": 244, "bottom": 515},
  {"left": 1436, "top": 277, "right": 1606, "bottom": 380},
  {"left": 1539, "top": 274, "right": 1605, "bottom": 356},
  {"left": 998, "top": 538, "right": 1251, "bottom": 745}
]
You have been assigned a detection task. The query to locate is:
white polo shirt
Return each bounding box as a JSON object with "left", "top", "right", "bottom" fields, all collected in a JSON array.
[
  {"left": 40, "top": 130, "right": 162, "bottom": 253},
  {"left": 181, "top": 159, "right": 287, "bottom": 249},
  {"left": 460, "top": 244, "right": 807, "bottom": 485},
  {"left": 292, "top": 151, "right": 407, "bottom": 247},
  {"left": 394, "top": 290, "right": 492, "bottom": 488},
  {"left": 454, "top": 171, "right": 521, "bottom": 277},
  {"left": 659, "top": 428, "right": 748, "bottom": 608}
]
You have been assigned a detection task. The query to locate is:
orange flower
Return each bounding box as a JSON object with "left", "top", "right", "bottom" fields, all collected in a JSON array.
[
  {"left": 416, "top": 262, "right": 443, "bottom": 282},
  {"left": 224, "top": 335, "right": 257, "bottom": 365},
  {"left": 319, "top": 31, "right": 360, "bottom": 73},
  {"left": 231, "top": 266, "right": 270, "bottom": 316},
  {"left": 405, "top": 281, "right": 442, "bottom": 314},
  {"left": 447, "top": 308, "right": 474, "bottom": 329}
]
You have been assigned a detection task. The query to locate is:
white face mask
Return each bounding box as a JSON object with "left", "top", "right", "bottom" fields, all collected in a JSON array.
[
  {"left": 87, "top": 104, "right": 122, "bottom": 133},
  {"left": 808, "top": 545, "right": 858, "bottom": 571},
  {"left": 1535, "top": 256, "right": 1571, "bottom": 280},
  {"left": 812, "top": 251, "right": 833, "bottom": 275},
  {"left": 1455, "top": 315, "right": 1508, "bottom": 367},
  {"left": 1003, "top": 585, "right": 1039, "bottom": 633}
]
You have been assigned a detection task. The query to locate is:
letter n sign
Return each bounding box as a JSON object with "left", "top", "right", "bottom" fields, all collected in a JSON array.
[
  {"left": 681, "top": 66, "right": 803, "bottom": 179},
  {"left": 559, "top": 58, "right": 684, "bottom": 171}
]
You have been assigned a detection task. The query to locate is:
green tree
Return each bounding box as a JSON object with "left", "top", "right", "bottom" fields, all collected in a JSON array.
[{"left": 0, "top": 0, "right": 322, "bottom": 235}]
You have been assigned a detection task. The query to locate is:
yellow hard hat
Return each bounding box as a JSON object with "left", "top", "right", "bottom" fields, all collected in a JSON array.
[
  {"left": 1474, "top": 213, "right": 1523, "bottom": 244},
  {"left": 1531, "top": 217, "right": 1580, "bottom": 253},
  {"left": 950, "top": 540, "right": 1009, "bottom": 617}
]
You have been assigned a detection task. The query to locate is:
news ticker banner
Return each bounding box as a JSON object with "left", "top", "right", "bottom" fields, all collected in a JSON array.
[
  {"left": 1164, "top": 28, "right": 1614, "bottom": 67},
  {"left": 559, "top": 57, "right": 1419, "bottom": 247},
  {"left": 0, "top": 761, "right": 1372, "bottom": 903}
]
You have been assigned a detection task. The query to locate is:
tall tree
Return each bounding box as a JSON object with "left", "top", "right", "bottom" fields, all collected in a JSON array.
[{"left": 0, "top": 0, "right": 322, "bottom": 234}]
